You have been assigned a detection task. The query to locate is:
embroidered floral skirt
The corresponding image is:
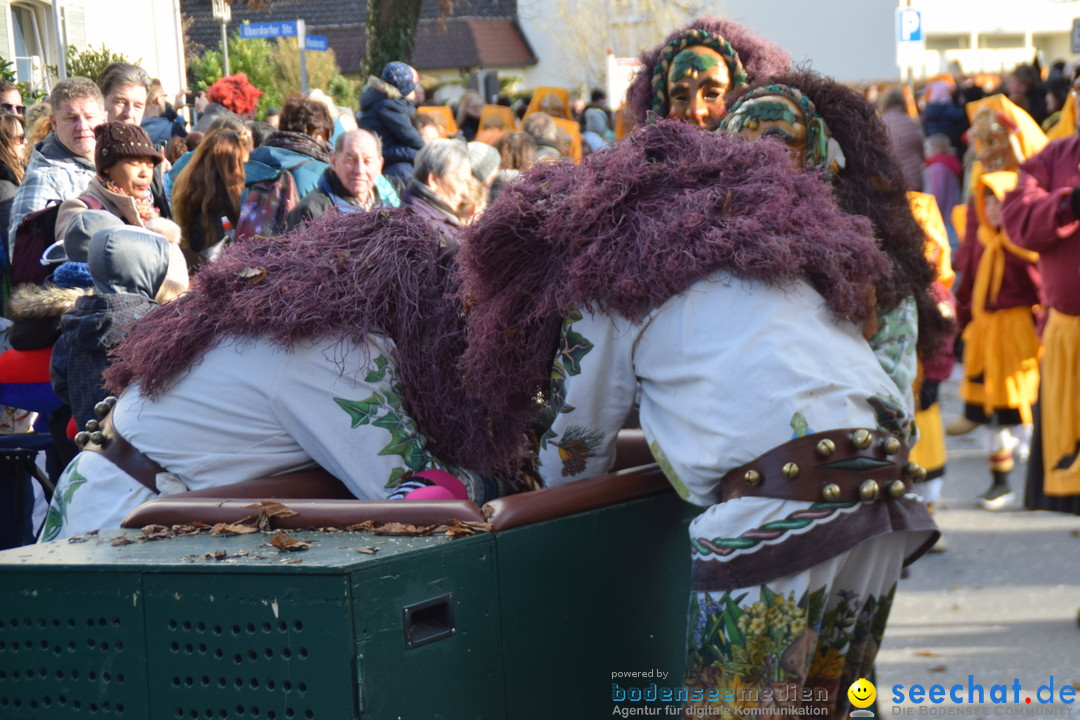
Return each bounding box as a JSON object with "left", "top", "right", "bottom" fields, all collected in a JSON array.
[{"left": 683, "top": 532, "right": 911, "bottom": 720}]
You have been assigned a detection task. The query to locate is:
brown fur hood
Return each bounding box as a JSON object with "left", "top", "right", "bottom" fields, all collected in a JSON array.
[
  {"left": 364, "top": 75, "right": 404, "bottom": 101},
  {"left": 7, "top": 283, "right": 91, "bottom": 322}
]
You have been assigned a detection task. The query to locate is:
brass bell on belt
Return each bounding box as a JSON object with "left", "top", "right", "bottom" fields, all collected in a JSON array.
[
  {"left": 881, "top": 436, "right": 901, "bottom": 455},
  {"left": 904, "top": 461, "right": 927, "bottom": 482},
  {"left": 782, "top": 462, "right": 799, "bottom": 480},
  {"left": 858, "top": 480, "right": 880, "bottom": 501},
  {"left": 851, "top": 429, "right": 873, "bottom": 450},
  {"left": 821, "top": 483, "right": 841, "bottom": 502},
  {"left": 816, "top": 438, "right": 835, "bottom": 457},
  {"left": 888, "top": 479, "right": 907, "bottom": 498},
  {"left": 744, "top": 469, "right": 762, "bottom": 486}
]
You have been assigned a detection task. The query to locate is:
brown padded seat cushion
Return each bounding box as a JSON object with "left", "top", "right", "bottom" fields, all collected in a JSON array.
[
  {"left": 120, "top": 430, "right": 669, "bottom": 531},
  {"left": 120, "top": 469, "right": 487, "bottom": 528},
  {"left": 483, "top": 463, "right": 669, "bottom": 531},
  {"left": 123, "top": 497, "right": 488, "bottom": 529}
]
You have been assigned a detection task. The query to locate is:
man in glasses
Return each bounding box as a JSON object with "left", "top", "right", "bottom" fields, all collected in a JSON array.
[{"left": 0, "top": 80, "right": 24, "bottom": 117}]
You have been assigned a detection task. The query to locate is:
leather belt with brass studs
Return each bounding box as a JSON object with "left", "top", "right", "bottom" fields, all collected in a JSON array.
[
  {"left": 74, "top": 396, "right": 169, "bottom": 495},
  {"left": 719, "top": 428, "right": 924, "bottom": 504}
]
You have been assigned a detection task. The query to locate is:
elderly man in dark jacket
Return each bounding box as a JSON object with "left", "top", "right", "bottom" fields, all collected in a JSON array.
[
  {"left": 284, "top": 129, "right": 400, "bottom": 230},
  {"left": 357, "top": 62, "right": 426, "bottom": 179},
  {"left": 401, "top": 139, "right": 472, "bottom": 245}
]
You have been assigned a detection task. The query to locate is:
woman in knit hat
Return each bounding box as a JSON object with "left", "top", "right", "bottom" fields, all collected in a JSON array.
[{"left": 55, "top": 121, "right": 181, "bottom": 250}]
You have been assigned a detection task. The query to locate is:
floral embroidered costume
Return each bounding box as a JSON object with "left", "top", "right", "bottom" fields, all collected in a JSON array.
[
  {"left": 459, "top": 122, "right": 938, "bottom": 718},
  {"left": 41, "top": 209, "right": 512, "bottom": 540}
]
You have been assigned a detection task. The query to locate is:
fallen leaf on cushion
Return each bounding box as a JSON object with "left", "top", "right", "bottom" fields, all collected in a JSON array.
[
  {"left": 210, "top": 523, "right": 258, "bottom": 536},
  {"left": 269, "top": 533, "right": 311, "bottom": 551}
]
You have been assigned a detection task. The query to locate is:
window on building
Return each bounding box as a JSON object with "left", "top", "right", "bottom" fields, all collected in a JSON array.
[
  {"left": 10, "top": 1, "right": 50, "bottom": 91},
  {"left": 927, "top": 35, "right": 970, "bottom": 52},
  {"left": 980, "top": 34, "right": 1025, "bottom": 50}
]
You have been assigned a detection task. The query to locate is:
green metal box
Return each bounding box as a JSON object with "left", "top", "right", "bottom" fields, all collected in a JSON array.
[{"left": 0, "top": 471, "right": 696, "bottom": 718}]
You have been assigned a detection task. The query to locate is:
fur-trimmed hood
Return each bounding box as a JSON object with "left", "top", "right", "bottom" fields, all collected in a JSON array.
[
  {"left": 7, "top": 283, "right": 90, "bottom": 321},
  {"left": 361, "top": 76, "right": 404, "bottom": 106}
]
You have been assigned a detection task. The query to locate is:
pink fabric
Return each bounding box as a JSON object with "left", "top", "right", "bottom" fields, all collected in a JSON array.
[
  {"left": 926, "top": 81, "right": 952, "bottom": 104},
  {"left": 922, "top": 281, "right": 957, "bottom": 382},
  {"left": 1002, "top": 135, "right": 1080, "bottom": 316},
  {"left": 925, "top": 153, "right": 962, "bottom": 178},
  {"left": 413, "top": 468, "right": 468, "bottom": 500},
  {"left": 881, "top": 108, "right": 925, "bottom": 192},
  {"left": 403, "top": 485, "right": 456, "bottom": 501},
  {"left": 923, "top": 162, "right": 962, "bottom": 234}
]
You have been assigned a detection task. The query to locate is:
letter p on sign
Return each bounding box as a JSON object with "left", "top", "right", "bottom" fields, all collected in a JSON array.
[{"left": 897, "top": 8, "right": 923, "bottom": 43}]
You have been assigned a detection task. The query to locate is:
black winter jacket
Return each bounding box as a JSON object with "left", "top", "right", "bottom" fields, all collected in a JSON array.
[{"left": 357, "top": 76, "right": 425, "bottom": 178}]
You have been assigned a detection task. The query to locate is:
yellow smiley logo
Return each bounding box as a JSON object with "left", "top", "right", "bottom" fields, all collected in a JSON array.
[{"left": 848, "top": 678, "right": 876, "bottom": 709}]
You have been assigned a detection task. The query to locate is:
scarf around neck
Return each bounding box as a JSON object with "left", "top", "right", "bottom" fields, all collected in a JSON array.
[
  {"left": 264, "top": 130, "right": 333, "bottom": 164},
  {"left": 100, "top": 175, "right": 159, "bottom": 223}
]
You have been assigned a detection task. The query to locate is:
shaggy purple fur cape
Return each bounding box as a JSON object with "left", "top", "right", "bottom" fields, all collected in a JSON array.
[
  {"left": 105, "top": 208, "right": 502, "bottom": 472},
  {"left": 458, "top": 121, "right": 891, "bottom": 470},
  {"left": 624, "top": 16, "right": 791, "bottom": 128}
]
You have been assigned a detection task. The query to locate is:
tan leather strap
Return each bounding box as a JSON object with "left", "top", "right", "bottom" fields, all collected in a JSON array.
[{"left": 719, "top": 428, "right": 921, "bottom": 504}]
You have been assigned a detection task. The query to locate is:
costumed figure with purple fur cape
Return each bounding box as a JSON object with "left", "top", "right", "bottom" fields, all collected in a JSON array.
[
  {"left": 458, "top": 122, "right": 938, "bottom": 717},
  {"left": 40, "top": 209, "right": 531, "bottom": 541}
]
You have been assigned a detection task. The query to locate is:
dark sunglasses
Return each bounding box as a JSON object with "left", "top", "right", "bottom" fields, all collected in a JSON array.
[{"left": 1, "top": 103, "right": 24, "bottom": 116}]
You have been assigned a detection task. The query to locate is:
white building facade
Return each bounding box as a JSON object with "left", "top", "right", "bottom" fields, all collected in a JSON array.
[
  {"left": 516, "top": 0, "right": 1080, "bottom": 97},
  {"left": 0, "top": 0, "right": 185, "bottom": 96}
]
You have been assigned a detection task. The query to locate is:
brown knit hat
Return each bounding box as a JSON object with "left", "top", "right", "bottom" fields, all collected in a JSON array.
[{"left": 94, "top": 121, "right": 163, "bottom": 174}]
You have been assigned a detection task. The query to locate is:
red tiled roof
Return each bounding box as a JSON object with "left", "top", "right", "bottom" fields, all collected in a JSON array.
[
  {"left": 323, "top": 27, "right": 366, "bottom": 75},
  {"left": 182, "top": 0, "right": 533, "bottom": 75},
  {"left": 328, "top": 19, "right": 535, "bottom": 75},
  {"left": 412, "top": 18, "right": 535, "bottom": 70},
  {"left": 466, "top": 19, "right": 536, "bottom": 68}
]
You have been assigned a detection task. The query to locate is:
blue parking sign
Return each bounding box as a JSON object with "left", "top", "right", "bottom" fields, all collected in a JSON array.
[{"left": 896, "top": 8, "right": 923, "bottom": 43}]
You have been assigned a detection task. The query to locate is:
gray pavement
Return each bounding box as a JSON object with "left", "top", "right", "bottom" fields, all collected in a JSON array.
[{"left": 875, "top": 369, "right": 1080, "bottom": 716}]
